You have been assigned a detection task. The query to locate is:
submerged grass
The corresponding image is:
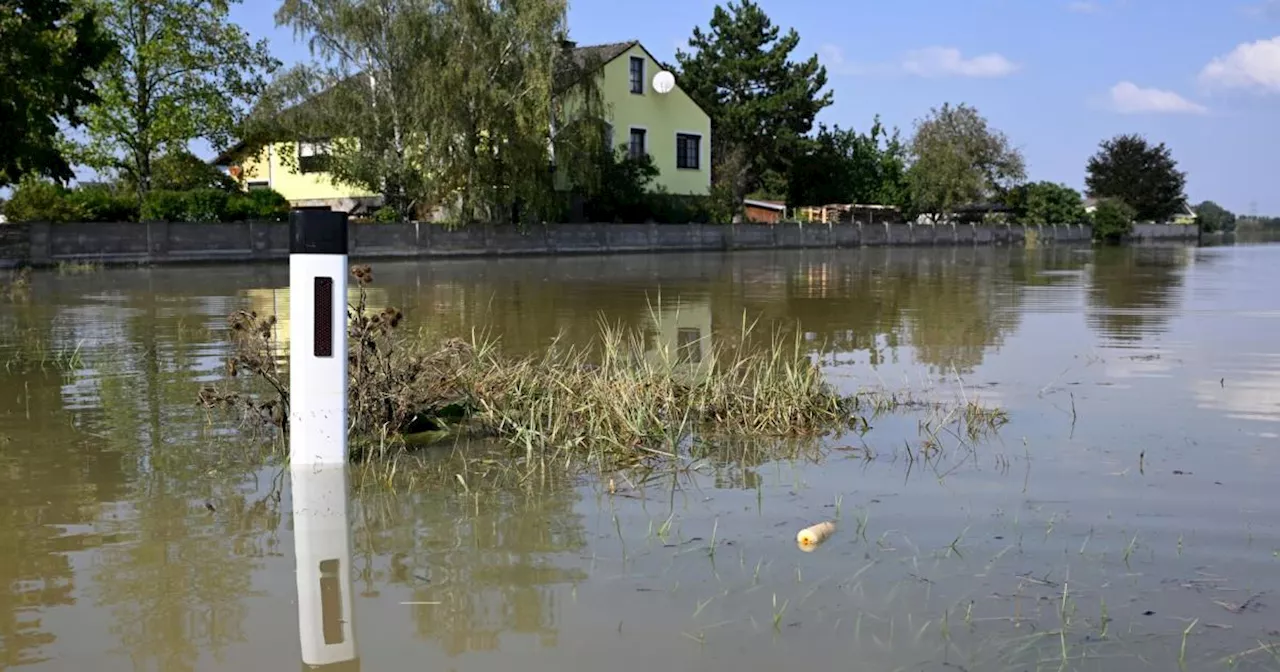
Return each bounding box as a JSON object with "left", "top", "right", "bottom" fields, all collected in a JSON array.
[
  {"left": 2, "top": 325, "right": 86, "bottom": 373},
  {"left": 461, "top": 312, "right": 861, "bottom": 462},
  {"left": 55, "top": 260, "right": 103, "bottom": 275},
  {"left": 4, "top": 267, "right": 31, "bottom": 301}
]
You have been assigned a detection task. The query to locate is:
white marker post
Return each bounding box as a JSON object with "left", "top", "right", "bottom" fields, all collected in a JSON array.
[
  {"left": 292, "top": 463, "right": 360, "bottom": 672},
  {"left": 289, "top": 208, "right": 358, "bottom": 671},
  {"left": 289, "top": 207, "right": 349, "bottom": 466}
]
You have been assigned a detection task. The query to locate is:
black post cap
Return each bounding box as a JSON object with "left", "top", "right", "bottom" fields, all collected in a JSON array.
[{"left": 290, "top": 208, "right": 349, "bottom": 255}]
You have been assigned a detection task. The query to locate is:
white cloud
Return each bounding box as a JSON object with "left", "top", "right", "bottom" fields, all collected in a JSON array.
[
  {"left": 1067, "top": 1, "right": 1101, "bottom": 13},
  {"left": 818, "top": 44, "right": 893, "bottom": 76},
  {"left": 819, "top": 44, "right": 1018, "bottom": 79},
  {"left": 1242, "top": 0, "right": 1280, "bottom": 19},
  {"left": 819, "top": 43, "right": 1018, "bottom": 79},
  {"left": 1107, "top": 81, "right": 1208, "bottom": 114},
  {"left": 1199, "top": 37, "right": 1280, "bottom": 92},
  {"left": 818, "top": 44, "right": 860, "bottom": 76},
  {"left": 901, "top": 47, "right": 1019, "bottom": 78}
]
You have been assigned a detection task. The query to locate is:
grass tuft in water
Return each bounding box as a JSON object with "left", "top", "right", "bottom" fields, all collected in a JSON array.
[
  {"left": 4, "top": 267, "right": 31, "bottom": 301},
  {"left": 55, "top": 260, "right": 102, "bottom": 275}
]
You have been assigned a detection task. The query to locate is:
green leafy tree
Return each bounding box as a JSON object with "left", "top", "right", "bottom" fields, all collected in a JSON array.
[
  {"left": 675, "top": 0, "right": 832, "bottom": 214},
  {"left": 907, "top": 103, "right": 1026, "bottom": 221},
  {"left": 79, "top": 0, "right": 279, "bottom": 199},
  {"left": 1236, "top": 215, "right": 1280, "bottom": 230},
  {"left": 1194, "top": 200, "right": 1235, "bottom": 233},
  {"left": 225, "top": 188, "right": 289, "bottom": 221},
  {"left": 67, "top": 183, "right": 139, "bottom": 221},
  {"left": 787, "top": 118, "right": 909, "bottom": 209},
  {"left": 256, "top": 0, "right": 604, "bottom": 223},
  {"left": 0, "top": 0, "right": 114, "bottom": 186},
  {"left": 3, "top": 176, "right": 84, "bottom": 222},
  {"left": 148, "top": 149, "right": 237, "bottom": 192},
  {"left": 1084, "top": 134, "right": 1186, "bottom": 222},
  {"left": 1091, "top": 197, "right": 1135, "bottom": 243},
  {"left": 583, "top": 149, "right": 660, "bottom": 222},
  {"left": 1005, "top": 181, "right": 1086, "bottom": 225}
]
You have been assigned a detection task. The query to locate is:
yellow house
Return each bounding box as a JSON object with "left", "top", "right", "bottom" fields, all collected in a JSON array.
[
  {"left": 1172, "top": 202, "right": 1198, "bottom": 226},
  {"left": 213, "top": 39, "right": 711, "bottom": 213}
]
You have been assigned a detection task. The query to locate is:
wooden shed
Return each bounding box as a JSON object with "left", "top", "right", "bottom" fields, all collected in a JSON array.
[{"left": 743, "top": 199, "right": 786, "bottom": 224}]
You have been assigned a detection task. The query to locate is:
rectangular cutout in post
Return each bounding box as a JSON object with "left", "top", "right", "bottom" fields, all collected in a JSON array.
[
  {"left": 319, "top": 558, "right": 344, "bottom": 645},
  {"left": 314, "top": 277, "right": 333, "bottom": 357}
]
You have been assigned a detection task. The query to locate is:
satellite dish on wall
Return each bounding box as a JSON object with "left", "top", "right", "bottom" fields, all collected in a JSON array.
[{"left": 652, "top": 70, "right": 675, "bottom": 94}]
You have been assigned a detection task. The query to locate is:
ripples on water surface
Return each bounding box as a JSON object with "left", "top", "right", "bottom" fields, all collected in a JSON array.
[{"left": 1, "top": 242, "right": 1279, "bottom": 671}]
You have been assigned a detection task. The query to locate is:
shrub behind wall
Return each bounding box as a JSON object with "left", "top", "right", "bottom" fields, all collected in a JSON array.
[{"left": 2, "top": 177, "right": 291, "bottom": 224}]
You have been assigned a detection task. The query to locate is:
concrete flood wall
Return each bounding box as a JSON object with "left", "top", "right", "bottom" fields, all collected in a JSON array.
[{"left": 0, "top": 220, "right": 1196, "bottom": 268}]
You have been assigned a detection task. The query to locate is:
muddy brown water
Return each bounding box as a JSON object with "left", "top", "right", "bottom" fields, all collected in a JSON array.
[{"left": 2, "top": 242, "right": 1279, "bottom": 671}]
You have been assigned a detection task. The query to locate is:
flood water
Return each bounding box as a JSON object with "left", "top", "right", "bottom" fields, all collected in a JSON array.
[{"left": 2, "top": 241, "right": 1279, "bottom": 671}]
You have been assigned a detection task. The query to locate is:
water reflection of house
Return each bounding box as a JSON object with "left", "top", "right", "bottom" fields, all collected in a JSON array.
[
  {"left": 243, "top": 287, "right": 390, "bottom": 347},
  {"left": 646, "top": 297, "right": 713, "bottom": 371},
  {"left": 794, "top": 262, "right": 833, "bottom": 298}
]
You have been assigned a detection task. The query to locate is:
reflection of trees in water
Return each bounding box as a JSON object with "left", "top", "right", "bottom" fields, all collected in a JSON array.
[
  {"left": 0, "top": 305, "right": 133, "bottom": 668},
  {"left": 1086, "top": 246, "right": 1190, "bottom": 342},
  {"left": 92, "top": 480, "right": 279, "bottom": 672},
  {"left": 351, "top": 474, "right": 587, "bottom": 656},
  {"left": 0, "top": 289, "right": 280, "bottom": 672},
  {"left": 707, "top": 248, "right": 1049, "bottom": 374},
  {"left": 393, "top": 279, "right": 665, "bottom": 357},
  {"left": 80, "top": 297, "right": 279, "bottom": 672},
  {"left": 897, "top": 259, "right": 1022, "bottom": 374},
  {"left": 313, "top": 248, "right": 1096, "bottom": 376},
  {"left": 1005, "top": 246, "right": 1091, "bottom": 287},
  {"left": 0, "top": 386, "right": 126, "bottom": 667}
]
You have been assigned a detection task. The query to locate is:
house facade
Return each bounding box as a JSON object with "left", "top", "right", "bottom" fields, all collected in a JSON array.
[
  {"left": 214, "top": 40, "right": 711, "bottom": 214},
  {"left": 586, "top": 41, "right": 710, "bottom": 197}
]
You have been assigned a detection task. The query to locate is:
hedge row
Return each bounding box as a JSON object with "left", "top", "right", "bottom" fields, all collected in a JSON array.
[{"left": 1, "top": 181, "right": 291, "bottom": 223}]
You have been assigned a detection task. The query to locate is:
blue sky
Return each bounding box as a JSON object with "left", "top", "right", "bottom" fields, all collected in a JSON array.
[{"left": 229, "top": 0, "right": 1278, "bottom": 214}]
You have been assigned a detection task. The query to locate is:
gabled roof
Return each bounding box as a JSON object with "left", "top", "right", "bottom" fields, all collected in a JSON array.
[
  {"left": 552, "top": 40, "right": 639, "bottom": 94},
  {"left": 561, "top": 42, "right": 636, "bottom": 74},
  {"left": 744, "top": 199, "right": 785, "bottom": 211}
]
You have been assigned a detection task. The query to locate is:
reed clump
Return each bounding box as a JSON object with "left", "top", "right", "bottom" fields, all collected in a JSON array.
[
  {"left": 459, "top": 318, "right": 858, "bottom": 459},
  {"left": 4, "top": 267, "right": 31, "bottom": 301},
  {"left": 55, "top": 260, "right": 102, "bottom": 275}
]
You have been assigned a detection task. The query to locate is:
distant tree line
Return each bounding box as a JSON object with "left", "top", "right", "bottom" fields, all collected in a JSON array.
[
  {"left": 0, "top": 0, "right": 1254, "bottom": 236},
  {"left": 1237, "top": 215, "right": 1280, "bottom": 230}
]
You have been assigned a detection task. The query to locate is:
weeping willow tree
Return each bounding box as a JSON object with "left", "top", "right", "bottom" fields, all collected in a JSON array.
[{"left": 244, "top": 0, "right": 608, "bottom": 223}]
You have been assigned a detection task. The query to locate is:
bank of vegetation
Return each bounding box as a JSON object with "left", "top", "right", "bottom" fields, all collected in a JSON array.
[
  {"left": 196, "top": 265, "right": 1007, "bottom": 470},
  {"left": 2, "top": 152, "right": 290, "bottom": 224},
  {"left": 2, "top": 0, "right": 1235, "bottom": 243}
]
